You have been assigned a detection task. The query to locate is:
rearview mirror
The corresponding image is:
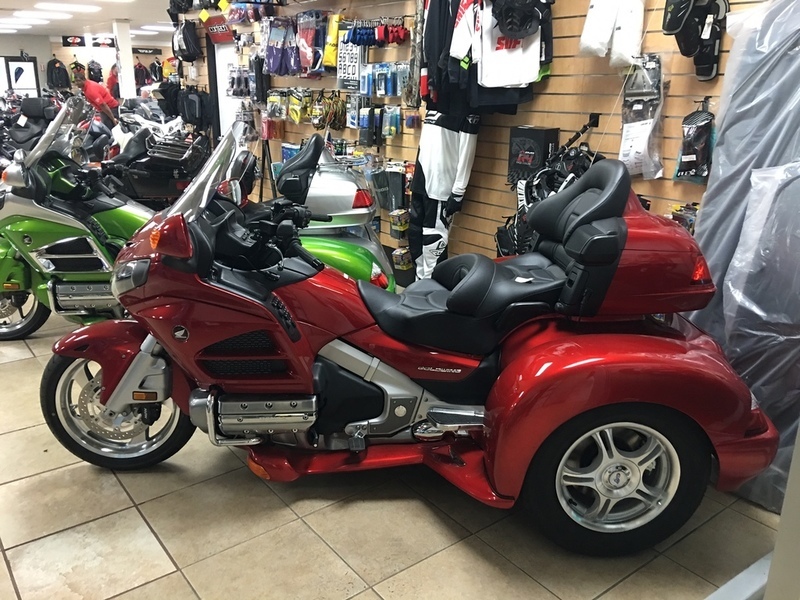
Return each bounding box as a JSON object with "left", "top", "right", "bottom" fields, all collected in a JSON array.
[{"left": 216, "top": 179, "right": 243, "bottom": 206}]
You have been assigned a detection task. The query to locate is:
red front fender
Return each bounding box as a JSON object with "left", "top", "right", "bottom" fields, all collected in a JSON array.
[
  {"left": 485, "top": 330, "right": 771, "bottom": 499},
  {"left": 53, "top": 320, "right": 193, "bottom": 413}
]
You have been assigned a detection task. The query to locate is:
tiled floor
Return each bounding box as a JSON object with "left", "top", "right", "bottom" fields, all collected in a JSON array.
[{"left": 0, "top": 316, "right": 781, "bottom": 600}]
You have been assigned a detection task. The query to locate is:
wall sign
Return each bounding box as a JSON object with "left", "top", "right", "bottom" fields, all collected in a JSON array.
[
  {"left": 205, "top": 16, "right": 235, "bottom": 44},
  {"left": 62, "top": 36, "right": 86, "bottom": 47},
  {"left": 131, "top": 47, "right": 162, "bottom": 55},
  {"left": 92, "top": 37, "right": 116, "bottom": 48},
  {"left": 336, "top": 23, "right": 365, "bottom": 92}
]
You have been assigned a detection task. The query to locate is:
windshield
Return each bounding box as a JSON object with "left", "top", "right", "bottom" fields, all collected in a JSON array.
[
  {"left": 24, "top": 96, "right": 88, "bottom": 169},
  {"left": 166, "top": 121, "right": 259, "bottom": 222}
]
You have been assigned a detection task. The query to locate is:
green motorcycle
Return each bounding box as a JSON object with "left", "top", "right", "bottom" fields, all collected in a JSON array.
[{"left": 0, "top": 97, "right": 154, "bottom": 340}]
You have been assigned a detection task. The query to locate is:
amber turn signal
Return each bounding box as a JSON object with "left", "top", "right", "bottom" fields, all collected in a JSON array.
[
  {"left": 149, "top": 228, "right": 161, "bottom": 251},
  {"left": 2, "top": 283, "right": 20, "bottom": 290}
]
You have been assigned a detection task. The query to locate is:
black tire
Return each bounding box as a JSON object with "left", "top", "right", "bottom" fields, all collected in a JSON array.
[
  {"left": 41, "top": 354, "right": 196, "bottom": 470},
  {"left": 0, "top": 296, "right": 51, "bottom": 341},
  {"left": 522, "top": 403, "right": 711, "bottom": 556}
]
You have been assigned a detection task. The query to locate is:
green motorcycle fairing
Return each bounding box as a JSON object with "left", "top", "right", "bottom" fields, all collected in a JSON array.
[
  {"left": 300, "top": 235, "right": 396, "bottom": 292},
  {"left": 0, "top": 202, "right": 152, "bottom": 314},
  {"left": 43, "top": 154, "right": 91, "bottom": 201},
  {"left": 92, "top": 202, "right": 153, "bottom": 242}
]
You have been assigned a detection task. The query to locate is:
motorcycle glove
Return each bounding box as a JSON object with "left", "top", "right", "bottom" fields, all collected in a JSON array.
[{"left": 444, "top": 193, "right": 464, "bottom": 217}]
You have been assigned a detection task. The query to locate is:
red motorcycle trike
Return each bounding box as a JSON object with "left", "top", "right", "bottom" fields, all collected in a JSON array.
[{"left": 41, "top": 124, "right": 777, "bottom": 555}]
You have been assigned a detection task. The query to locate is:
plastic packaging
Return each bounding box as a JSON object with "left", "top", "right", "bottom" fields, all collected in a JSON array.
[
  {"left": 675, "top": 97, "right": 715, "bottom": 183},
  {"left": 580, "top": 0, "right": 644, "bottom": 67},
  {"left": 323, "top": 14, "right": 342, "bottom": 67},
  {"left": 690, "top": 0, "right": 800, "bottom": 512},
  {"left": 579, "top": 0, "right": 616, "bottom": 57},
  {"left": 719, "top": 163, "right": 800, "bottom": 513},
  {"left": 618, "top": 54, "right": 665, "bottom": 180},
  {"left": 609, "top": 0, "right": 645, "bottom": 68}
]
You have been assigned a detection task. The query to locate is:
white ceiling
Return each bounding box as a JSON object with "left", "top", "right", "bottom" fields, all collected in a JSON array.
[{"left": 0, "top": 0, "right": 174, "bottom": 46}]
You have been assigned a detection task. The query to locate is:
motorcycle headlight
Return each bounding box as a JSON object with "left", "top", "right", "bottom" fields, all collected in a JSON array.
[{"left": 111, "top": 259, "right": 150, "bottom": 299}]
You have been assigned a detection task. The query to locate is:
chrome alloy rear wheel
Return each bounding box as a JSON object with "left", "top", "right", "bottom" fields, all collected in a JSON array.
[
  {"left": 523, "top": 405, "right": 710, "bottom": 556},
  {"left": 555, "top": 423, "right": 680, "bottom": 532}
]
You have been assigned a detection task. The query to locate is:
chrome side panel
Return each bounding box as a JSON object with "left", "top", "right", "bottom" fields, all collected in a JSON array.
[
  {"left": 318, "top": 340, "right": 445, "bottom": 437},
  {"left": 1, "top": 192, "right": 91, "bottom": 233}
]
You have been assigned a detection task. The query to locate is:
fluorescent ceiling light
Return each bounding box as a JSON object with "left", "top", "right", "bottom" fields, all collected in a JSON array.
[
  {"left": 129, "top": 29, "right": 158, "bottom": 35},
  {"left": 0, "top": 17, "right": 49, "bottom": 25},
  {"left": 0, "top": 28, "right": 18, "bottom": 33},
  {"left": 34, "top": 3, "right": 101, "bottom": 13},
  {"left": 141, "top": 25, "right": 175, "bottom": 32},
  {"left": 14, "top": 10, "right": 71, "bottom": 19}
]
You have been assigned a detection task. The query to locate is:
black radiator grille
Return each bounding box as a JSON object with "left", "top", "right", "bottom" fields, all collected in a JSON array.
[
  {"left": 200, "top": 359, "right": 288, "bottom": 377},
  {"left": 45, "top": 238, "right": 94, "bottom": 255},
  {"left": 204, "top": 330, "right": 276, "bottom": 354},
  {"left": 48, "top": 257, "right": 106, "bottom": 272}
]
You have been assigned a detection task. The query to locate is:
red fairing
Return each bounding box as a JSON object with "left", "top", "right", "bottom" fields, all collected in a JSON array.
[
  {"left": 276, "top": 268, "right": 375, "bottom": 336},
  {"left": 246, "top": 439, "right": 514, "bottom": 508},
  {"left": 344, "top": 325, "right": 482, "bottom": 382},
  {"left": 53, "top": 319, "right": 195, "bottom": 413},
  {"left": 485, "top": 316, "right": 777, "bottom": 498},
  {"left": 599, "top": 191, "right": 715, "bottom": 315},
  {"left": 54, "top": 320, "right": 147, "bottom": 404}
]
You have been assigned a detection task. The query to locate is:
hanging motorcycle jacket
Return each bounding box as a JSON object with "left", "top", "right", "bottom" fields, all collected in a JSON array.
[
  {"left": 149, "top": 60, "right": 164, "bottom": 83},
  {"left": 47, "top": 59, "right": 71, "bottom": 89},
  {"left": 87, "top": 60, "right": 103, "bottom": 83}
]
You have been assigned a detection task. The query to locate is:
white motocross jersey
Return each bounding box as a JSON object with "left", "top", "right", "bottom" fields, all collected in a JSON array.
[{"left": 477, "top": 0, "right": 541, "bottom": 88}]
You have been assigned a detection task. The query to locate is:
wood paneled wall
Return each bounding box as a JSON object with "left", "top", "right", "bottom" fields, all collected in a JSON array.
[{"left": 197, "top": 0, "right": 766, "bottom": 258}]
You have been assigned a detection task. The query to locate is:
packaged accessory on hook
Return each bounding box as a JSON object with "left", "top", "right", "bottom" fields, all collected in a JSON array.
[
  {"left": 323, "top": 14, "right": 343, "bottom": 67},
  {"left": 662, "top": 0, "right": 729, "bottom": 81},
  {"left": 675, "top": 96, "right": 715, "bottom": 183},
  {"left": 619, "top": 54, "right": 666, "bottom": 179},
  {"left": 382, "top": 105, "right": 402, "bottom": 138}
]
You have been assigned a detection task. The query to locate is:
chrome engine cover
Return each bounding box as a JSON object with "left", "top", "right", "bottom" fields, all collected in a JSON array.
[{"left": 49, "top": 281, "right": 118, "bottom": 315}]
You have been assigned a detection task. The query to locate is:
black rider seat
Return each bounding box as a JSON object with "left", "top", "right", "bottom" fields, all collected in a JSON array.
[
  {"left": 112, "top": 128, "right": 151, "bottom": 164},
  {"left": 358, "top": 159, "right": 632, "bottom": 355},
  {"left": 275, "top": 134, "right": 325, "bottom": 204}
]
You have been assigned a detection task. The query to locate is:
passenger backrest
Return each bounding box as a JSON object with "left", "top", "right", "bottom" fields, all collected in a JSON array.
[{"left": 528, "top": 160, "right": 631, "bottom": 316}]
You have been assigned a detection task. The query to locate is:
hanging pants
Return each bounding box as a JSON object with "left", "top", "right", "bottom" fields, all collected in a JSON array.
[{"left": 409, "top": 191, "right": 453, "bottom": 280}]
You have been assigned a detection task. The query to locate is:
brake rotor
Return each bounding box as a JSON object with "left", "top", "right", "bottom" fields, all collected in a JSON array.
[
  {"left": 77, "top": 376, "right": 146, "bottom": 441},
  {"left": 0, "top": 297, "right": 17, "bottom": 320}
]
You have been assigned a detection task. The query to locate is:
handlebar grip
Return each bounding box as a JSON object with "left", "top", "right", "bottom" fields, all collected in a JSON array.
[
  {"left": 310, "top": 213, "right": 333, "bottom": 222},
  {"left": 288, "top": 239, "right": 324, "bottom": 272},
  {"left": 95, "top": 180, "right": 115, "bottom": 197}
]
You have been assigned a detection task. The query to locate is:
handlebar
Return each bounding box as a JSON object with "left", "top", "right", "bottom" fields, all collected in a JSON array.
[
  {"left": 94, "top": 178, "right": 115, "bottom": 197},
  {"left": 286, "top": 238, "right": 325, "bottom": 272}
]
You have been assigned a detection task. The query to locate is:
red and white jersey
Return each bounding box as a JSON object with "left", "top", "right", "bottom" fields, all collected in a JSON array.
[
  {"left": 477, "top": 0, "right": 541, "bottom": 88},
  {"left": 450, "top": 0, "right": 481, "bottom": 61}
]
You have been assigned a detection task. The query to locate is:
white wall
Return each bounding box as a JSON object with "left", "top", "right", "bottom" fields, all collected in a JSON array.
[
  {"left": 214, "top": 43, "right": 240, "bottom": 135},
  {"left": 0, "top": 35, "right": 53, "bottom": 93}
]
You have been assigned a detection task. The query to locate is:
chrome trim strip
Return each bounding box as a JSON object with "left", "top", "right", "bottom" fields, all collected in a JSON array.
[{"left": 32, "top": 236, "right": 112, "bottom": 273}]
